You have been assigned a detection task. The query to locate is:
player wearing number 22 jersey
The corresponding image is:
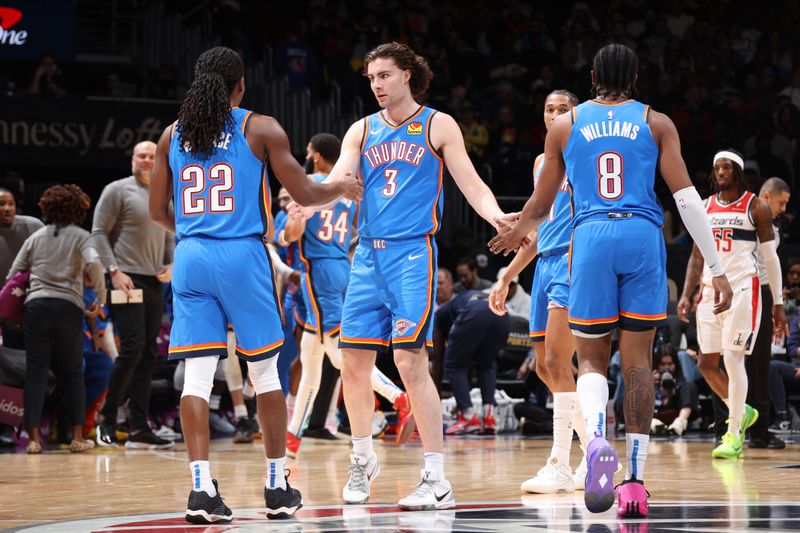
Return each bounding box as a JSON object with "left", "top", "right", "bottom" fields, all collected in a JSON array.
[
  {"left": 167, "top": 107, "right": 285, "bottom": 361},
  {"left": 565, "top": 99, "right": 667, "bottom": 335},
  {"left": 339, "top": 105, "right": 443, "bottom": 351}
]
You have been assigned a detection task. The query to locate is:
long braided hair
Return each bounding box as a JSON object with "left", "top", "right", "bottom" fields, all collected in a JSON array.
[
  {"left": 176, "top": 47, "right": 244, "bottom": 160},
  {"left": 591, "top": 44, "right": 639, "bottom": 100}
]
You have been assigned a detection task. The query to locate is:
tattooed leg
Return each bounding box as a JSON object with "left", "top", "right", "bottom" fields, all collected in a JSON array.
[{"left": 619, "top": 329, "right": 656, "bottom": 435}]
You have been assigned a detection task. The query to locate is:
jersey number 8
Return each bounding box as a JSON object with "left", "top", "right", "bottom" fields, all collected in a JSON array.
[
  {"left": 597, "top": 152, "right": 624, "bottom": 200},
  {"left": 181, "top": 163, "right": 235, "bottom": 215}
]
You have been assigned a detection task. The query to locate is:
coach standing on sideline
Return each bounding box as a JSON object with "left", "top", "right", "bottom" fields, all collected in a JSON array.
[{"left": 92, "top": 141, "right": 175, "bottom": 449}]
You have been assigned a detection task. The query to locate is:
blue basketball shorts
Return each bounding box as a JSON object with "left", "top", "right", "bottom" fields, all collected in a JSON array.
[
  {"left": 168, "top": 236, "right": 284, "bottom": 361},
  {"left": 340, "top": 235, "right": 437, "bottom": 352},
  {"left": 568, "top": 216, "right": 667, "bottom": 335},
  {"left": 529, "top": 249, "right": 570, "bottom": 342},
  {"left": 300, "top": 257, "right": 350, "bottom": 339}
]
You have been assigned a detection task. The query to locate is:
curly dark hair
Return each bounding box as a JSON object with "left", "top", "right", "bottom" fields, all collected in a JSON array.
[
  {"left": 176, "top": 46, "right": 244, "bottom": 160},
  {"left": 547, "top": 89, "right": 579, "bottom": 106},
  {"left": 309, "top": 133, "right": 341, "bottom": 165},
  {"left": 592, "top": 44, "right": 639, "bottom": 100},
  {"left": 38, "top": 184, "right": 91, "bottom": 229},
  {"left": 363, "top": 42, "right": 433, "bottom": 101},
  {"left": 710, "top": 148, "right": 748, "bottom": 194}
]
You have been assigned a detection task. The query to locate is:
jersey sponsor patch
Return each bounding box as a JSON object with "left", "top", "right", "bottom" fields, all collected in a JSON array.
[
  {"left": 407, "top": 122, "right": 423, "bottom": 135},
  {"left": 394, "top": 318, "right": 417, "bottom": 336}
]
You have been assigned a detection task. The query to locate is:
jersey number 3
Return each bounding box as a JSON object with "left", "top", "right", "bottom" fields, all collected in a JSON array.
[
  {"left": 181, "top": 163, "right": 235, "bottom": 215},
  {"left": 597, "top": 152, "right": 624, "bottom": 200}
]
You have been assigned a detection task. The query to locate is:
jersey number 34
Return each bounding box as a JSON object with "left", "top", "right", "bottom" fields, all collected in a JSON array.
[{"left": 597, "top": 152, "right": 623, "bottom": 200}]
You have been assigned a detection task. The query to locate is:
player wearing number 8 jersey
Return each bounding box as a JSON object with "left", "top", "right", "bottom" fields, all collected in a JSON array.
[
  {"left": 489, "top": 44, "right": 733, "bottom": 517},
  {"left": 290, "top": 42, "right": 508, "bottom": 510},
  {"left": 148, "top": 47, "right": 362, "bottom": 524}
]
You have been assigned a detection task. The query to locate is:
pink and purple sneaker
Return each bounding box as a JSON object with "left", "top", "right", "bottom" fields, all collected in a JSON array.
[
  {"left": 616, "top": 479, "right": 649, "bottom": 517},
  {"left": 584, "top": 435, "right": 619, "bottom": 513}
]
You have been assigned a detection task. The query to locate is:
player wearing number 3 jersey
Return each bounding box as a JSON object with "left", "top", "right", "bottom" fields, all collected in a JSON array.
[
  {"left": 489, "top": 44, "right": 733, "bottom": 517},
  {"left": 292, "top": 42, "right": 507, "bottom": 510},
  {"left": 148, "top": 47, "right": 361, "bottom": 524}
]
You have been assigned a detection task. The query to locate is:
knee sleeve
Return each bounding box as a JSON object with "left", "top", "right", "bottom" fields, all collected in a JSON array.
[
  {"left": 224, "top": 331, "right": 244, "bottom": 391},
  {"left": 248, "top": 356, "right": 281, "bottom": 395},
  {"left": 323, "top": 335, "right": 343, "bottom": 369},
  {"left": 181, "top": 356, "right": 220, "bottom": 402}
]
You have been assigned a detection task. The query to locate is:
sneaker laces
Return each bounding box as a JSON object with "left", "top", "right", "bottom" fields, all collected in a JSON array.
[
  {"left": 346, "top": 459, "right": 370, "bottom": 492},
  {"left": 407, "top": 472, "right": 436, "bottom": 500}
]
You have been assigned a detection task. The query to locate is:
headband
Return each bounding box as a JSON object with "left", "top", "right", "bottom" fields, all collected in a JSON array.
[{"left": 713, "top": 151, "right": 744, "bottom": 170}]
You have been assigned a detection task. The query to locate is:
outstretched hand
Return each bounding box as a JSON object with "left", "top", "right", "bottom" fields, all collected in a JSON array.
[{"left": 286, "top": 201, "right": 315, "bottom": 221}]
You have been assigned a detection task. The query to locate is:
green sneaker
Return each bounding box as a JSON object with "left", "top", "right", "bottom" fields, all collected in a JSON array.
[
  {"left": 740, "top": 404, "right": 759, "bottom": 441},
  {"left": 712, "top": 431, "right": 743, "bottom": 459}
]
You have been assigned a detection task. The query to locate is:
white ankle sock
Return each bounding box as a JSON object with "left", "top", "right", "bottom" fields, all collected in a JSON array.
[
  {"left": 625, "top": 433, "right": 649, "bottom": 481},
  {"left": 234, "top": 404, "right": 247, "bottom": 419},
  {"left": 266, "top": 457, "right": 287, "bottom": 489},
  {"left": 551, "top": 392, "right": 576, "bottom": 466},
  {"left": 577, "top": 372, "right": 609, "bottom": 441},
  {"left": 190, "top": 460, "right": 216, "bottom": 496},
  {"left": 352, "top": 434, "right": 374, "bottom": 459},
  {"left": 424, "top": 452, "right": 445, "bottom": 478}
]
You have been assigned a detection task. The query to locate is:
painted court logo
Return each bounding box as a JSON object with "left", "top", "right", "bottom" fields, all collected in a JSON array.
[
  {"left": 0, "top": 7, "right": 27, "bottom": 46},
  {"left": 406, "top": 122, "right": 423, "bottom": 135},
  {"left": 394, "top": 319, "right": 417, "bottom": 336}
]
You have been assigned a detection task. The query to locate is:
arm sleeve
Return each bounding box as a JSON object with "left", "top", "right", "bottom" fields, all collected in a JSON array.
[
  {"left": 759, "top": 239, "right": 784, "bottom": 304},
  {"left": 672, "top": 186, "right": 724, "bottom": 277},
  {"left": 91, "top": 183, "right": 120, "bottom": 269}
]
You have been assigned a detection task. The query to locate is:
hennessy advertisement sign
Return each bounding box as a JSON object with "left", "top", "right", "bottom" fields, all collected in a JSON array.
[{"left": 0, "top": 96, "right": 178, "bottom": 171}]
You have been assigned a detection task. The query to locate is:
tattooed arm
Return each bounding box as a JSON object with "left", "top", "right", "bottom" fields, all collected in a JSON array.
[{"left": 677, "top": 244, "right": 704, "bottom": 323}]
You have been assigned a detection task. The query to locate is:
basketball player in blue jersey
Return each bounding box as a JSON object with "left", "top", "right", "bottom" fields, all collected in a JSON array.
[
  {"left": 290, "top": 42, "right": 509, "bottom": 510},
  {"left": 490, "top": 44, "right": 733, "bottom": 517},
  {"left": 148, "top": 47, "right": 362, "bottom": 524},
  {"left": 489, "top": 90, "right": 593, "bottom": 494},
  {"left": 282, "top": 133, "right": 414, "bottom": 458}
]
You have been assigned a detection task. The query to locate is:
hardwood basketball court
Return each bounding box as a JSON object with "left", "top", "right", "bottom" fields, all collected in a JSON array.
[{"left": 2, "top": 433, "right": 799, "bottom": 532}]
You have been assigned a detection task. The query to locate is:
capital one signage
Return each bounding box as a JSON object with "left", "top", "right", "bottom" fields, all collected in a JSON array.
[{"left": 0, "top": 3, "right": 75, "bottom": 60}]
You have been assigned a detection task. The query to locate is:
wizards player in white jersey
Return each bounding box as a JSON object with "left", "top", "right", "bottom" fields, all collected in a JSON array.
[
  {"left": 489, "top": 44, "right": 732, "bottom": 517},
  {"left": 678, "top": 149, "right": 785, "bottom": 460},
  {"left": 489, "top": 90, "right": 592, "bottom": 494},
  {"left": 290, "top": 42, "right": 508, "bottom": 510},
  {"left": 282, "top": 133, "right": 413, "bottom": 458},
  {"left": 149, "top": 47, "right": 361, "bottom": 524}
]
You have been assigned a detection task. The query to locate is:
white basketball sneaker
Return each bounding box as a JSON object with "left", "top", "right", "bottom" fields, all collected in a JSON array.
[
  {"left": 573, "top": 455, "right": 588, "bottom": 491},
  {"left": 342, "top": 453, "right": 380, "bottom": 504},
  {"left": 520, "top": 460, "right": 575, "bottom": 494},
  {"left": 398, "top": 470, "right": 456, "bottom": 510}
]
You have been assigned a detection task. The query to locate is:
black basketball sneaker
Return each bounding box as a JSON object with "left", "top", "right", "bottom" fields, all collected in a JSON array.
[
  {"left": 185, "top": 480, "right": 233, "bottom": 524},
  {"left": 265, "top": 475, "right": 303, "bottom": 519}
]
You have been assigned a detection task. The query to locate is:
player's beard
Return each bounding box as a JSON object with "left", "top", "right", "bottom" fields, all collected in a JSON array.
[{"left": 304, "top": 157, "right": 315, "bottom": 174}]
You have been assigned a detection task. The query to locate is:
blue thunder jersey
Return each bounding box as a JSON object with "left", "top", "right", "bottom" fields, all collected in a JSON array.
[
  {"left": 563, "top": 100, "right": 661, "bottom": 227},
  {"left": 169, "top": 107, "right": 271, "bottom": 240},
  {"left": 534, "top": 162, "right": 572, "bottom": 254},
  {"left": 297, "top": 173, "right": 356, "bottom": 265},
  {"left": 358, "top": 106, "right": 445, "bottom": 239}
]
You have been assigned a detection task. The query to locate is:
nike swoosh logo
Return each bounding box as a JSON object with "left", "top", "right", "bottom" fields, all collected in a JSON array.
[
  {"left": 408, "top": 253, "right": 425, "bottom": 261},
  {"left": 370, "top": 129, "right": 381, "bottom": 135},
  {"left": 435, "top": 490, "right": 451, "bottom": 502}
]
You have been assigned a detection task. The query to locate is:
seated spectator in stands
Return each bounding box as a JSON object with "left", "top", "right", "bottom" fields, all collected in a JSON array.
[
  {"left": 782, "top": 258, "right": 800, "bottom": 318},
  {"left": 275, "top": 22, "right": 318, "bottom": 92},
  {"left": 453, "top": 256, "right": 493, "bottom": 294},
  {"left": 7, "top": 185, "right": 105, "bottom": 453},
  {"left": 434, "top": 291, "right": 510, "bottom": 436},
  {"left": 768, "top": 353, "right": 799, "bottom": 433},
  {"left": 487, "top": 267, "right": 530, "bottom": 321},
  {"left": 436, "top": 268, "right": 454, "bottom": 311},
  {"left": 458, "top": 101, "right": 490, "bottom": 167},
  {"left": 615, "top": 344, "right": 698, "bottom": 436}
]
